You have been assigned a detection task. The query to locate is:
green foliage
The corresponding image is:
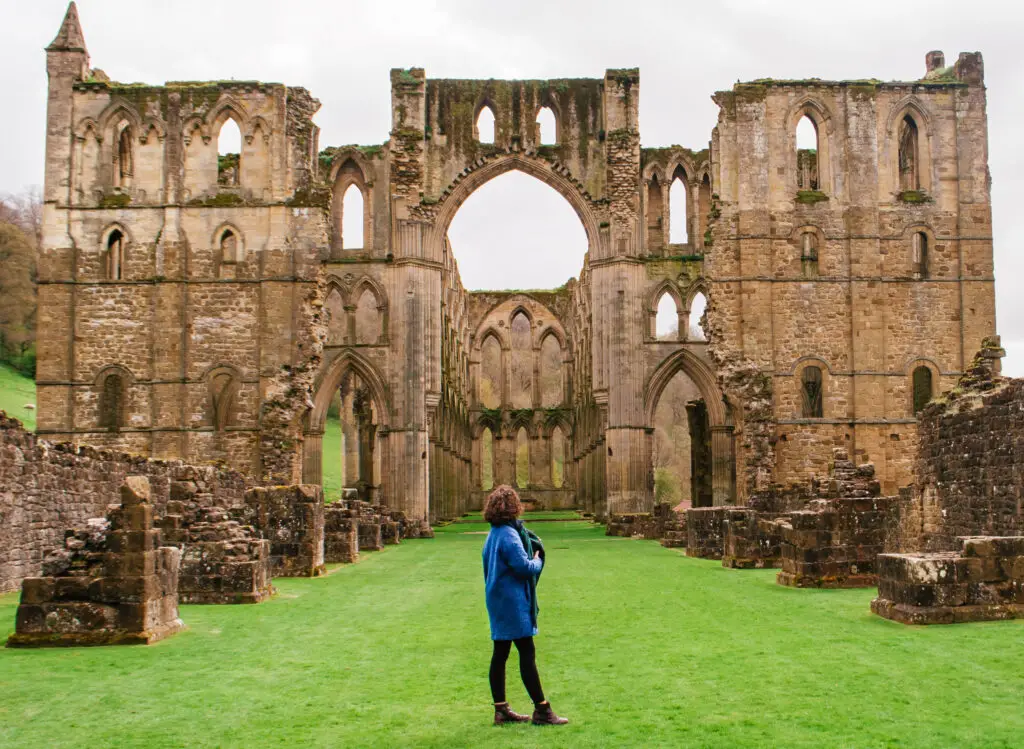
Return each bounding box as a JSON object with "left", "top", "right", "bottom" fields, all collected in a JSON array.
[
  {"left": 795, "top": 190, "right": 829, "bottom": 205},
  {"left": 898, "top": 190, "right": 932, "bottom": 204},
  {"left": 188, "top": 192, "right": 247, "bottom": 208},
  {"left": 654, "top": 466, "right": 681, "bottom": 504},
  {"left": 98, "top": 192, "right": 132, "bottom": 209},
  {"left": 2, "top": 521, "right": 1022, "bottom": 746}
]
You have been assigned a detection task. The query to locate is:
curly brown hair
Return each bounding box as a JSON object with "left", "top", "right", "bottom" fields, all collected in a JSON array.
[{"left": 484, "top": 484, "right": 522, "bottom": 525}]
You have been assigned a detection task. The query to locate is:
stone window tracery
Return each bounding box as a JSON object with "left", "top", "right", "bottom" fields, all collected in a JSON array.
[
  {"left": 509, "top": 312, "right": 533, "bottom": 409},
  {"left": 539, "top": 333, "right": 563, "bottom": 406},
  {"left": 801, "top": 365, "right": 824, "bottom": 418},
  {"left": 646, "top": 173, "right": 664, "bottom": 249}
]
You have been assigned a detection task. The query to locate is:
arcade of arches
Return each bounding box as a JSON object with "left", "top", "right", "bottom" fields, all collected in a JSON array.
[{"left": 39, "top": 27, "right": 995, "bottom": 531}]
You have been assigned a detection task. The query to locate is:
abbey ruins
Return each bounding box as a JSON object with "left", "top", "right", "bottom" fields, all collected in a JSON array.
[
  {"left": 33, "top": 4, "right": 998, "bottom": 530},
  {"left": 2, "top": 2, "right": 1023, "bottom": 642}
]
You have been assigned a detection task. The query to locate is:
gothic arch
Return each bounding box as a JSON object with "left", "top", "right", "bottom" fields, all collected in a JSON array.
[
  {"left": 885, "top": 95, "right": 932, "bottom": 134},
  {"left": 427, "top": 154, "right": 603, "bottom": 252},
  {"left": 644, "top": 349, "right": 726, "bottom": 426},
  {"left": 244, "top": 116, "right": 272, "bottom": 144},
  {"left": 182, "top": 116, "right": 209, "bottom": 146},
  {"left": 307, "top": 349, "right": 390, "bottom": 434},
  {"left": 207, "top": 98, "right": 249, "bottom": 132},
  {"left": 538, "top": 325, "right": 566, "bottom": 351},
  {"left": 473, "top": 325, "right": 511, "bottom": 353},
  {"left": 140, "top": 117, "right": 167, "bottom": 144},
  {"left": 97, "top": 100, "right": 143, "bottom": 139}
]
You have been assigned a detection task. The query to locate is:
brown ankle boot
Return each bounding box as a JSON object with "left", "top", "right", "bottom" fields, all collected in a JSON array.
[
  {"left": 493, "top": 702, "right": 530, "bottom": 725},
  {"left": 531, "top": 701, "right": 569, "bottom": 725}
]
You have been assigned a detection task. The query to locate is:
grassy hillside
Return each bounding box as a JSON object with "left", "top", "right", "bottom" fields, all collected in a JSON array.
[{"left": 0, "top": 363, "right": 35, "bottom": 431}]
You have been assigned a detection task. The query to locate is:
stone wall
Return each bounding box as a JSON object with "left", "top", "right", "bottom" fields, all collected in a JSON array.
[
  {"left": 872, "top": 536, "right": 1024, "bottom": 624},
  {"left": 911, "top": 347, "right": 1024, "bottom": 551},
  {"left": 237, "top": 486, "right": 326, "bottom": 577},
  {"left": 7, "top": 477, "right": 184, "bottom": 647},
  {"left": 0, "top": 412, "right": 248, "bottom": 594}
]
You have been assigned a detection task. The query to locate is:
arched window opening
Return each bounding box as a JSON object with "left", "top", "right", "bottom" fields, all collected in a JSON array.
[
  {"left": 115, "top": 122, "right": 133, "bottom": 187},
  {"left": 99, "top": 373, "right": 124, "bottom": 432},
  {"left": 480, "top": 427, "right": 495, "bottom": 490},
  {"left": 509, "top": 312, "right": 533, "bottom": 409},
  {"left": 220, "top": 229, "right": 242, "bottom": 264},
  {"left": 342, "top": 184, "right": 365, "bottom": 249},
  {"left": 539, "top": 334, "right": 563, "bottom": 407},
  {"left": 479, "top": 335, "right": 502, "bottom": 408},
  {"left": 217, "top": 118, "right": 242, "bottom": 187},
  {"left": 899, "top": 115, "right": 920, "bottom": 192},
  {"left": 653, "top": 370, "right": 711, "bottom": 509},
  {"left": 106, "top": 229, "right": 124, "bottom": 280},
  {"left": 801, "top": 366, "right": 824, "bottom": 418},
  {"left": 796, "top": 115, "right": 819, "bottom": 191},
  {"left": 551, "top": 425, "right": 565, "bottom": 488},
  {"left": 476, "top": 105, "right": 495, "bottom": 144},
  {"left": 354, "top": 288, "right": 380, "bottom": 344},
  {"left": 210, "top": 372, "right": 237, "bottom": 431},
  {"left": 912, "top": 232, "right": 929, "bottom": 278},
  {"left": 912, "top": 366, "right": 933, "bottom": 415},
  {"left": 515, "top": 427, "right": 529, "bottom": 488},
  {"left": 698, "top": 173, "right": 711, "bottom": 248},
  {"left": 447, "top": 170, "right": 588, "bottom": 290},
  {"left": 688, "top": 292, "right": 707, "bottom": 341},
  {"left": 536, "top": 106, "right": 556, "bottom": 145},
  {"left": 801, "top": 232, "right": 819, "bottom": 279},
  {"left": 647, "top": 174, "right": 664, "bottom": 249},
  {"left": 655, "top": 292, "right": 679, "bottom": 341},
  {"left": 669, "top": 167, "right": 689, "bottom": 244}
]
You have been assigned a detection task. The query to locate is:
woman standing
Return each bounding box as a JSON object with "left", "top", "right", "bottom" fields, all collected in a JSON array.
[{"left": 481, "top": 485, "right": 569, "bottom": 726}]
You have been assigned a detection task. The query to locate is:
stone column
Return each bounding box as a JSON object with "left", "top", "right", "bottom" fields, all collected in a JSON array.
[{"left": 711, "top": 425, "right": 736, "bottom": 506}]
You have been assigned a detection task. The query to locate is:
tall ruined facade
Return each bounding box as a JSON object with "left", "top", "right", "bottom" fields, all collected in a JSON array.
[{"left": 37, "top": 4, "right": 995, "bottom": 525}]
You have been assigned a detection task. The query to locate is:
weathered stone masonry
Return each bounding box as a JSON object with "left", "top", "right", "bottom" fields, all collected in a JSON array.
[{"left": 37, "top": 4, "right": 996, "bottom": 525}]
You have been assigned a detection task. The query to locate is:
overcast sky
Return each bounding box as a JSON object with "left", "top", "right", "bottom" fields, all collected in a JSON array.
[{"left": 1, "top": 0, "right": 1020, "bottom": 373}]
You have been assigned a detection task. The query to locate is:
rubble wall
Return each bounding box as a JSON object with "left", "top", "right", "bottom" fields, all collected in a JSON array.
[{"left": 0, "top": 412, "right": 248, "bottom": 593}]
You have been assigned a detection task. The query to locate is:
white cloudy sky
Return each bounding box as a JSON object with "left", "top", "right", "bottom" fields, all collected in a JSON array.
[{"left": 1, "top": 0, "right": 1021, "bottom": 373}]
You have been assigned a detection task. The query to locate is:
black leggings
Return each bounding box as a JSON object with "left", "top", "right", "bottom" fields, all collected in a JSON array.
[{"left": 489, "top": 637, "right": 545, "bottom": 705}]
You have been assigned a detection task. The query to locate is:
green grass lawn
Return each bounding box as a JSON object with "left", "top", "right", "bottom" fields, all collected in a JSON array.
[
  {"left": 0, "top": 363, "right": 35, "bottom": 431},
  {"left": 1, "top": 519, "right": 1021, "bottom": 748}
]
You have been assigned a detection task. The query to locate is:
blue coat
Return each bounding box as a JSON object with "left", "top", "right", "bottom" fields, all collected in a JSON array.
[{"left": 482, "top": 523, "right": 544, "bottom": 641}]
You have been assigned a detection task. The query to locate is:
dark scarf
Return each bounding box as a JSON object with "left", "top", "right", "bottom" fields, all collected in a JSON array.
[{"left": 513, "top": 519, "right": 544, "bottom": 628}]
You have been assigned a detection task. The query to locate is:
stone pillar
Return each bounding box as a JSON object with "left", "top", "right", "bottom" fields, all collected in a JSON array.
[
  {"left": 301, "top": 431, "right": 323, "bottom": 488},
  {"left": 711, "top": 426, "right": 736, "bottom": 506}
]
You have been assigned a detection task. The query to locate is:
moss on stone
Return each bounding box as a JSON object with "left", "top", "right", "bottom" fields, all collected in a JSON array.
[
  {"left": 897, "top": 190, "right": 932, "bottom": 204},
  {"left": 795, "top": 190, "right": 829, "bottom": 205},
  {"left": 188, "top": 192, "right": 248, "bottom": 208},
  {"left": 98, "top": 192, "right": 132, "bottom": 209}
]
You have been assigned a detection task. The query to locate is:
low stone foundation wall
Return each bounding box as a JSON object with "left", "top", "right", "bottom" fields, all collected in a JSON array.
[
  {"left": 0, "top": 412, "right": 248, "bottom": 594},
  {"left": 686, "top": 507, "right": 729, "bottom": 559},
  {"left": 7, "top": 477, "right": 184, "bottom": 648},
  {"left": 722, "top": 509, "right": 784, "bottom": 569},
  {"left": 238, "top": 486, "right": 326, "bottom": 577},
  {"left": 872, "top": 536, "right": 1024, "bottom": 624},
  {"left": 777, "top": 497, "right": 896, "bottom": 588},
  {"left": 323, "top": 506, "right": 359, "bottom": 564}
]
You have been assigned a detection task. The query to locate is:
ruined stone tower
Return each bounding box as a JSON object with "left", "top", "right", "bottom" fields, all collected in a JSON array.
[{"left": 36, "top": 3, "right": 996, "bottom": 523}]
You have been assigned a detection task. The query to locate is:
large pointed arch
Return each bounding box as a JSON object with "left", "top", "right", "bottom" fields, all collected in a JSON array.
[
  {"left": 644, "top": 349, "right": 726, "bottom": 426},
  {"left": 427, "top": 154, "right": 603, "bottom": 253},
  {"left": 307, "top": 349, "right": 391, "bottom": 434}
]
